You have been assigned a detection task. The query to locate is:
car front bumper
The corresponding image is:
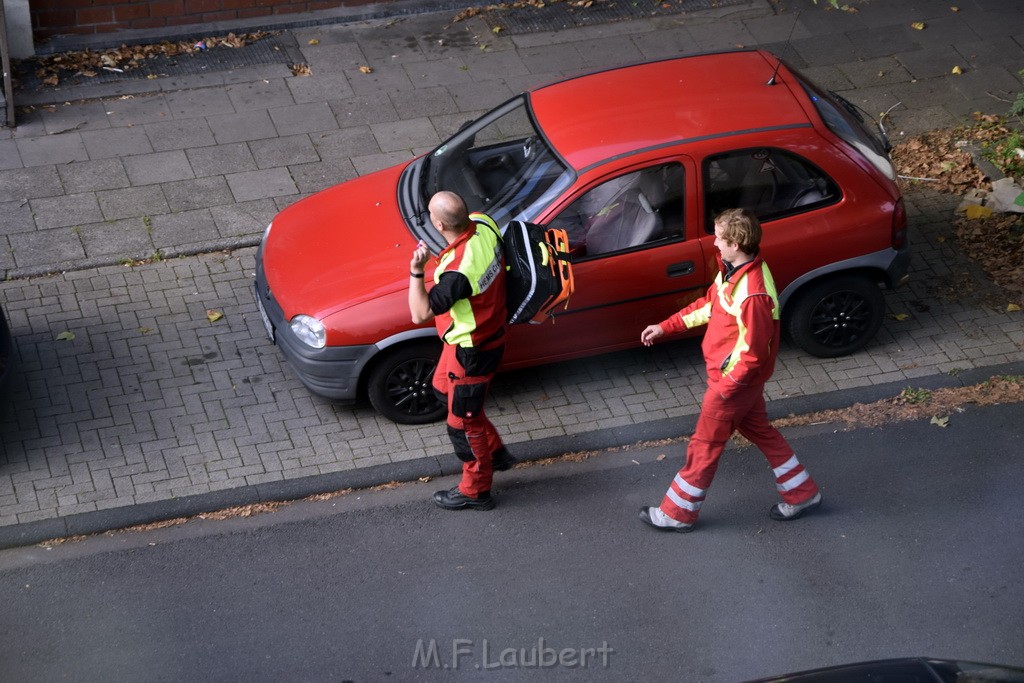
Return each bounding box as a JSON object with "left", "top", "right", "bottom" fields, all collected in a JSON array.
[{"left": 254, "top": 247, "right": 375, "bottom": 402}]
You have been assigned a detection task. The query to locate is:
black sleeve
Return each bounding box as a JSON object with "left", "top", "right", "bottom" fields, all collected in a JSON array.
[{"left": 428, "top": 272, "right": 473, "bottom": 315}]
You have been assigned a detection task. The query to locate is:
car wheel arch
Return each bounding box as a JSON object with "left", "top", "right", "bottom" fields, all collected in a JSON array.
[{"left": 361, "top": 335, "right": 446, "bottom": 425}]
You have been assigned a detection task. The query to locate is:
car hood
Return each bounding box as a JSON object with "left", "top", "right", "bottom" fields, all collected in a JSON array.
[{"left": 262, "top": 164, "right": 418, "bottom": 320}]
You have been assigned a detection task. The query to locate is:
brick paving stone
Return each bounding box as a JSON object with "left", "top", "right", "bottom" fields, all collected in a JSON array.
[
  {"left": 78, "top": 216, "right": 154, "bottom": 259},
  {"left": 103, "top": 94, "right": 173, "bottom": 126},
  {"left": 161, "top": 177, "right": 235, "bottom": 212},
  {"left": 208, "top": 110, "right": 279, "bottom": 144},
  {"left": 164, "top": 88, "right": 237, "bottom": 120},
  {"left": 348, "top": 65, "right": 417, "bottom": 98},
  {"left": 287, "top": 72, "right": 355, "bottom": 105},
  {"left": 185, "top": 142, "right": 259, "bottom": 178},
  {"left": 226, "top": 168, "right": 298, "bottom": 202},
  {"left": 81, "top": 126, "right": 154, "bottom": 160},
  {"left": 369, "top": 118, "right": 440, "bottom": 153},
  {"left": 226, "top": 79, "right": 297, "bottom": 112},
  {"left": 0, "top": 166, "right": 64, "bottom": 202},
  {"left": 0, "top": 140, "right": 23, "bottom": 170},
  {"left": 124, "top": 150, "right": 195, "bottom": 186},
  {"left": 16, "top": 133, "right": 90, "bottom": 167},
  {"left": 9, "top": 228, "right": 87, "bottom": 269},
  {"left": 249, "top": 134, "right": 319, "bottom": 169},
  {"left": 144, "top": 118, "right": 218, "bottom": 151},
  {"left": 269, "top": 102, "right": 340, "bottom": 137},
  {"left": 0, "top": 200, "right": 36, "bottom": 236}
]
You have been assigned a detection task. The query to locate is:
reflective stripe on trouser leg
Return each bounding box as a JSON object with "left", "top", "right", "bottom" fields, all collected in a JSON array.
[
  {"left": 659, "top": 388, "right": 737, "bottom": 524},
  {"left": 770, "top": 454, "right": 818, "bottom": 503},
  {"left": 734, "top": 391, "right": 818, "bottom": 503}
]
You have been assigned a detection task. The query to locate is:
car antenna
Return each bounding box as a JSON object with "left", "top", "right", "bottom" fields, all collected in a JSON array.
[{"left": 766, "top": 10, "right": 800, "bottom": 86}]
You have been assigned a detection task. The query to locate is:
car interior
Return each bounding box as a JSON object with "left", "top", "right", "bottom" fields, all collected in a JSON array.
[
  {"left": 703, "top": 147, "right": 840, "bottom": 228},
  {"left": 549, "top": 163, "right": 686, "bottom": 258}
]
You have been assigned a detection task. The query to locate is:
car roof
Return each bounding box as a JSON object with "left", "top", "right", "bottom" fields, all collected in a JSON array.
[{"left": 528, "top": 50, "right": 813, "bottom": 173}]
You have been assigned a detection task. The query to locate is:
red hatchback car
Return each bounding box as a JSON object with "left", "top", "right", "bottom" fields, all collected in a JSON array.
[{"left": 255, "top": 50, "right": 909, "bottom": 424}]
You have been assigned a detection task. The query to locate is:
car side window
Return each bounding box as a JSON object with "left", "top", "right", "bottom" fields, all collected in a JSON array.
[
  {"left": 702, "top": 148, "right": 840, "bottom": 229},
  {"left": 548, "top": 163, "right": 685, "bottom": 258}
]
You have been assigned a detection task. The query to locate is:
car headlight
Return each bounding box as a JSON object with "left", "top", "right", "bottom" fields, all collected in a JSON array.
[{"left": 290, "top": 315, "right": 326, "bottom": 348}]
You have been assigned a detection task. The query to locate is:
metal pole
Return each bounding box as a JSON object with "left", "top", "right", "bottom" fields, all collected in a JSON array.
[{"left": 0, "top": 0, "right": 15, "bottom": 128}]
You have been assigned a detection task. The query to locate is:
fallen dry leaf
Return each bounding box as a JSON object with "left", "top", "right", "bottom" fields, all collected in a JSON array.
[
  {"left": 951, "top": 65, "right": 963, "bottom": 75},
  {"left": 1009, "top": 303, "right": 1022, "bottom": 312},
  {"left": 930, "top": 415, "right": 950, "bottom": 427},
  {"left": 206, "top": 309, "right": 224, "bottom": 323},
  {"left": 358, "top": 65, "right": 373, "bottom": 74},
  {"left": 55, "top": 331, "right": 75, "bottom": 341},
  {"left": 289, "top": 63, "right": 311, "bottom": 76},
  {"left": 308, "top": 38, "right": 320, "bottom": 45},
  {"left": 965, "top": 204, "right": 993, "bottom": 220},
  {"left": 911, "top": 21, "right": 926, "bottom": 30}
]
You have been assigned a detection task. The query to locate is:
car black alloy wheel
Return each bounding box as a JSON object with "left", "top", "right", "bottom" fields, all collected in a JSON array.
[
  {"left": 786, "top": 275, "right": 885, "bottom": 358},
  {"left": 367, "top": 342, "right": 446, "bottom": 424}
]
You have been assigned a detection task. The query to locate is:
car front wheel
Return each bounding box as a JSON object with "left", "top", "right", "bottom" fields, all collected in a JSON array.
[
  {"left": 785, "top": 275, "right": 885, "bottom": 358},
  {"left": 366, "top": 341, "right": 446, "bottom": 424}
]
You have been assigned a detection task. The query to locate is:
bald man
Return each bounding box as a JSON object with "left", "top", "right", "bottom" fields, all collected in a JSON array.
[{"left": 409, "top": 191, "right": 516, "bottom": 511}]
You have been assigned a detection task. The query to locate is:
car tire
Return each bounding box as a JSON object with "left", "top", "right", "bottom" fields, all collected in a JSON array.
[
  {"left": 367, "top": 341, "right": 446, "bottom": 425},
  {"left": 785, "top": 275, "right": 885, "bottom": 358}
]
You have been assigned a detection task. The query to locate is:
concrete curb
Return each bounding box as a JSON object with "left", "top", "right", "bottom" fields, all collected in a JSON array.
[{"left": 2, "top": 358, "right": 1019, "bottom": 550}]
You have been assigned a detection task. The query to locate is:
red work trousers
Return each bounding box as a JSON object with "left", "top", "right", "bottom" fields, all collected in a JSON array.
[
  {"left": 433, "top": 342, "right": 505, "bottom": 498},
  {"left": 660, "top": 381, "right": 819, "bottom": 524}
]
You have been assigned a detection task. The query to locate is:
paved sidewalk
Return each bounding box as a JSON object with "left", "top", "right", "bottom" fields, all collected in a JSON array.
[{"left": 1, "top": 0, "right": 1023, "bottom": 547}]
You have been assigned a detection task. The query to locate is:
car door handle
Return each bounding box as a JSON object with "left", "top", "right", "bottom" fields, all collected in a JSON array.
[{"left": 667, "top": 261, "right": 695, "bottom": 277}]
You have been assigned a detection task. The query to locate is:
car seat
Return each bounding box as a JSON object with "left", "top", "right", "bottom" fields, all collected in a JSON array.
[{"left": 585, "top": 171, "right": 665, "bottom": 254}]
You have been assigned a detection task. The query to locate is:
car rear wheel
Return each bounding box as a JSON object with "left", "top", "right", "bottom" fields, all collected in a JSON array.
[
  {"left": 786, "top": 275, "right": 885, "bottom": 358},
  {"left": 367, "top": 341, "right": 446, "bottom": 424}
]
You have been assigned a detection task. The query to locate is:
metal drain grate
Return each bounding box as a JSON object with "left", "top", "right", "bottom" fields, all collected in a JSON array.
[
  {"left": 493, "top": 0, "right": 754, "bottom": 34},
  {"left": 15, "top": 34, "right": 296, "bottom": 93}
]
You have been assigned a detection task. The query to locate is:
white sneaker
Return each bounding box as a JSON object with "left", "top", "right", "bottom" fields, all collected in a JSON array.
[
  {"left": 639, "top": 506, "right": 694, "bottom": 533},
  {"left": 769, "top": 492, "right": 822, "bottom": 521}
]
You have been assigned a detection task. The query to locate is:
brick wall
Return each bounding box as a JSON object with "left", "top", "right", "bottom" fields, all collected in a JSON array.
[{"left": 30, "top": 0, "right": 377, "bottom": 41}]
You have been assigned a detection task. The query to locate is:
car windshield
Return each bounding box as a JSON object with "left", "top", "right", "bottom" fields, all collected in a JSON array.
[
  {"left": 415, "top": 97, "right": 573, "bottom": 230},
  {"left": 794, "top": 71, "right": 896, "bottom": 181}
]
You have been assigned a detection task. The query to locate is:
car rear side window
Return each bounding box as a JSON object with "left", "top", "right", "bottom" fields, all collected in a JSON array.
[
  {"left": 548, "top": 162, "right": 685, "bottom": 259},
  {"left": 702, "top": 148, "right": 840, "bottom": 229},
  {"left": 794, "top": 75, "right": 896, "bottom": 181}
]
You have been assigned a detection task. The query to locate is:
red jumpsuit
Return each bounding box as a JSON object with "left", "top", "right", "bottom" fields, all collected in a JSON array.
[
  {"left": 657, "top": 255, "right": 819, "bottom": 524},
  {"left": 429, "top": 214, "right": 509, "bottom": 498}
]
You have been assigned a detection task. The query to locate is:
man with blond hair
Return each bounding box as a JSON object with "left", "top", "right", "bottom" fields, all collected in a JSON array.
[{"left": 638, "top": 208, "right": 822, "bottom": 532}]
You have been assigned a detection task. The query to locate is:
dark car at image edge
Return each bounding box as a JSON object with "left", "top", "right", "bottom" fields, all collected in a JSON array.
[{"left": 0, "top": 304, "right": 13, "bottom": 394}]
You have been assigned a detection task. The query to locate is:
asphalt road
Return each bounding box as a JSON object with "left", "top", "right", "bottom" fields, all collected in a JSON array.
[{"left": 0, "top": 402, "right": 1022, "bottom": 682}]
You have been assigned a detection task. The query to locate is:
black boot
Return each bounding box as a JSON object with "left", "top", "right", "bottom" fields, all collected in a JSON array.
[
  {"left": 492, "top": 447, "right": 517, "bottom": 472},
  {"left": 433, "top": 486, "right": 495, "bottom": 511}
]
